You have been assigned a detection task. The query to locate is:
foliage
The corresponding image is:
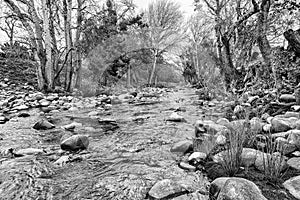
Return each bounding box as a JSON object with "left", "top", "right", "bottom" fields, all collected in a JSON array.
[{"left": 0, "top": 42, "right": 33, "bottom": 60}]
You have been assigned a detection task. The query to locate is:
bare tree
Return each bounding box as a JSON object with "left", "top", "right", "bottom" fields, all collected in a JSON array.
[{"left": 144, "top": 0, "right": 185, "bottom": 85}]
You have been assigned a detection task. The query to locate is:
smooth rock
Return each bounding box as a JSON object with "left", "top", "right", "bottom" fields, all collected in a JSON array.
[
  {"left": 62, "top": 122, "right": 82, "bottom": 130},
  {"left": 270, "top": 117, "right": 293, "bottom": 133},
  {"left": 61, "top": 135, "right": 89, "bottom": 151},
  {"left": 213, "top": 148, "right": 258, "bottom": 167},
  {"left": 283, "top": 175, "right": 300, "bottom": 199},
  {"left": 188, "top": 152, "right": 207, "bottom": 161},
  {"left": 54, "top": 155, "right": 70, "bottom": 166},
  {"left": 18, "top": 112, "right": 30, "bottom": 117},
  {"left": 148, "top": 179, "right": 187, "bottom": 199},
  {"left": 167, "top": 112, "right": 186, "bottom": 122},
  {"left": 287, "top": 130, "right": 300, "bottom": 148},
  {"left": 279, "top": 94, "right": 296, "bottom": 103},
  {"left": 40, "top": 100, "right": 51, "bottom": 107},
  {"left": 170, "top": 140, "right": 193, "bottom": 154},
  {"left": 178, "top": 162, "right": 196, "bottom": 171},
  {"left": 33, "top": 119, "right": 55, "bottom": 130},
  {"left": 216, "top": 177, "right": 267, "bottom": 200},
  {"left": 15, "top": 148, "right": 44, "bottom": 155},
  {"left": 255, "top": 152, "right": 287, "bottom": 172},
  {"left": 287, "top": 157, "right": 300, "bottom": 170}
]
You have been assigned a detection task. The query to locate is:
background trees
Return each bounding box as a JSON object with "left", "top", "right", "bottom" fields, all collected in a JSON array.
[{"left": 0, "top": 0, "right": 299, "bottom": 94}]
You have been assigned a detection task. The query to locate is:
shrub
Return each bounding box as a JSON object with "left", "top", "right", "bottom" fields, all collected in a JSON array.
[{"left": 221, "top": 122, "right": 249, "bottom": 176}]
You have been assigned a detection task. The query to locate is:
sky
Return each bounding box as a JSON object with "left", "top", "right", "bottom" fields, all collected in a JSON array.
[{"left": 134, "top": 0, "right": 195, "bottom": 17}]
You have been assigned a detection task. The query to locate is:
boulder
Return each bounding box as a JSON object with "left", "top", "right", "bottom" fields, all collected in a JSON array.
[
  {"left": 60, "top": 135, "right": 89, "bottom": 151},
  {"left": 213, "top": 148, "right": 258, "bottom": 167},
  {"left": 188, "top": 152, "right": 207, "bottom": 162},
  {"left": 170, "top": 140, "right": 193, "bottom": 154},
  {"left": 279, "top": 94, "right": 296, "bottom": 103},
  {"left": 287, "top": 130, "right": 300, "bottom": 148},
  {"left": 172, "top": 192, "right": 209, "bottom": 200},
  {"left": 255, "top": 152, "right": 287, "bottom": 172},
  {"left": 18, "top": 112, "right": 30, "bottom": 117},
  {"left": 62, "top": 122, "right": 82, "bottom": 131},
  {"left": 283, "top": 175, "right": 300, "bottom": 199},
  {"left": 270, "top": 117, "right": 293, "bottom": 133},
  {"left": 287, "top": 157, "right": 300, "bottom": 170},
  {"left": 148, "top": 179, "right": 187, "bottom": 199},
  {"left": 216, "top": 177, "right": 267, "bottom": 200},
  {"left": 33, "top": 119, "right": 55, "bottom": 130}
]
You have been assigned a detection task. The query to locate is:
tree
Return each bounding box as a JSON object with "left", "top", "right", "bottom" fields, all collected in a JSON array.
[
  {"left": 143, "top": 0, "right": 186, "bottom": 85},
  {"left": 3, "top": 0, "right": 88, "bottom": 92}
]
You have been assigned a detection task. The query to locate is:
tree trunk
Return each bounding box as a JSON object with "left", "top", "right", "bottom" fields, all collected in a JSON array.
[
  {"left": 4, "top": 0, "right": 46, "bottom": 90},
  {"left": 42, "top": 0, "right": 54, "bottom": 91},
  {"left": 127, "top": 65, "right": 131, "bottom": 87},
  {"left": 73, "top": 0, "right": 83, "bottom": 89},
  {"left": 63, "top": 0, "right": 73, "bottom": 92},
  {"left": 222, "top": 35, "right": 238, "bottom": 89},
  {"left": 257, "top": 0, "right": 271, "bottom": 67},
  {"left": 148, "top": 49, "right": 158, "bottom": 85}
]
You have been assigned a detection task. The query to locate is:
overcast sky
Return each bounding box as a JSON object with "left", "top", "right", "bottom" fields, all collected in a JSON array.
[{"left": 134, "top": 0, "right": 195, "bottom": 17}]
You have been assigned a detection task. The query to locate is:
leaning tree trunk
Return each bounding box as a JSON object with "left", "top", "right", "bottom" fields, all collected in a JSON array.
[
  {"left": 148, "top": 49, "right": 158, "bottom": 85},
  {"left": 284, "top": 29, "right": 300, "bottom": 56}
]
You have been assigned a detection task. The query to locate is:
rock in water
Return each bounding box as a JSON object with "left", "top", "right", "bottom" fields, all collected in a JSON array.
[
  {"left": 61, "top": 135, "right": 89, "bottom": 151},
  {"left": 167, "top": 113, "right": 186, "bottom": 122},
  {"left": 18, "top": 112, "right": 30, "bottom": 117},
  {"left": 148, "top": 179, "right": 187, "bottom": 199},
  {"left": 216, "top": 177, "right": 267, "bottom": 200},
  {"left": 33, "top": 119, "right": 55, "bottom": 130},
  {"left": 170, "top": 140, "right": 193, "bottom": 154},
  {"left": 279, "top": 94, "right": 296, "bottom": 103}
]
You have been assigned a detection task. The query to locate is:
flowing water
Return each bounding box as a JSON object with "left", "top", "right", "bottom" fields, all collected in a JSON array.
[{"left": 0, "top": 87, "right": 227, "bottom": 200}]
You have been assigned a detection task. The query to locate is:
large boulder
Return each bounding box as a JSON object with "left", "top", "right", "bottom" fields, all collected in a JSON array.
[
  {"left": 270, "top": 117, "right": 295, "bottom": 133},
  {"left": 215, "top": 177, "right": 267, "bottom": 200},
  {"left": 60, "top": 135, "right": 89, "bottom": 151},
  {"left": 148, "top": 179, "right": 187, "bottom": 199},
  {"left": 283, "top": 175, "right": 300, "bottom": 199}
]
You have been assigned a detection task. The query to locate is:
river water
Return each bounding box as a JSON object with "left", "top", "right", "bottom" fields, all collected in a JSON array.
[{"left": 0, "top": 87, "right": 227, "bottom": 200}]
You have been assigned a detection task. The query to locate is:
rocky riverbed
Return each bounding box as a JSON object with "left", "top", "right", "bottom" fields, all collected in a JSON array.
[{"left": 0, "top": 80, "right": 300, "bottom": 199}]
